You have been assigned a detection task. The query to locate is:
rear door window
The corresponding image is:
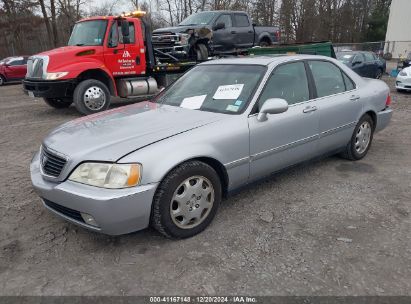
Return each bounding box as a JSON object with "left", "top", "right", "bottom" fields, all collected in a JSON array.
[
  {"left": 234, "top": 14, "right": 250, "bottom": 27},
  {"left": 308, "top": 61, "right": 346, "bottom": 97}
]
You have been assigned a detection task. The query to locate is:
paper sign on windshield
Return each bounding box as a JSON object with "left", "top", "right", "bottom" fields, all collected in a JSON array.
[
  {"left": 213, "top": 84, "right": 244, "bottom": 100},
  {"left": 180, "top": 95, "right": 207, "bottom": 110}
]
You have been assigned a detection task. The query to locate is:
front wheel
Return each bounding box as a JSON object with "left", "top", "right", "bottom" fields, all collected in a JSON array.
[
  {"left": 341, "top": 114, "right": 374, "bottom": 160},
  {"left": 195, "top": 43, "right": 209, "bottom": 61},
  {"left": 151, "top": 161, "right": 222, "bottom": 239},
  {"left": 43, "top": 97, "right": 73, "bottom": 109},
  {"left": 73, "top": 79, "right": 111, "bottom": 115},
  {"left": 0, "top": 75, "right": 5, "bottom": 86}
]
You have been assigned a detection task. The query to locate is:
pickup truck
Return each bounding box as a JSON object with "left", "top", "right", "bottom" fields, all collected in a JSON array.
[{"left": 152, "top": 10, "right": 280, "bottom": 61}]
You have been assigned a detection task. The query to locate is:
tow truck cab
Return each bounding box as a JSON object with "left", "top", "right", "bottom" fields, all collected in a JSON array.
[{"left": 23, "top": 12, "right": 191, "bottom": 115}]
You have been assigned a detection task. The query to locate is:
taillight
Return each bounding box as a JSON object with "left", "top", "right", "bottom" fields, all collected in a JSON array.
[
  {"left": 275, "top": 30, "right": 280, "bottom": 41},
  {"left": 386, "top": 94, "right": 391, "bottom": 107}
]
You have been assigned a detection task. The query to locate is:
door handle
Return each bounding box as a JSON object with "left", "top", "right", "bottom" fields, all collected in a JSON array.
[
  {"left": 231, "top": 31, "right": 236, "bottom": 34},
  {"left": 303, "top": 106, "right": 317, "bottom": 113},
  {"left": 350, "top": 95, "right": 360, "bottom": 101}
]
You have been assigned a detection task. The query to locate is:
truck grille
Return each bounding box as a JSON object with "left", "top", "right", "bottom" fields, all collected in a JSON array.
[
  {"left": 41, "top": 146, "right": 67, "bottom": 177},
  {"left": 152, "top": 32, "right": 179, "bottom": 47},
  {"left": 43, "top": 199, "right": 85, "bottom": 223},
  {"left": 27, "top": 57, "right": 45, "bottom": 79}
]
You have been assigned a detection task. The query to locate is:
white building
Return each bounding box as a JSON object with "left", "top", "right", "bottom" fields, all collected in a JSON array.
[{"left": 385, "top": 0, "right": 411, "bottom": 58}]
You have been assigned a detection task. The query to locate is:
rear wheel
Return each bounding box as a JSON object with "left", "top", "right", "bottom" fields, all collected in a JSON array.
[
  {"left": 73, "top": 79, "right": 110, "bottom": 115},
  {"left": 195, "top": 43, "right": 209, "bottom": 61},
  {"left": 259, "top": 40, "right": 270, "bottom": 47},
  {"left": 376, "top": 68, "right": 383, "bottom": 79},
  {"left": 43, "top": 97, "right": 73, "bottom": 109},
  {"left": 341, "top": 114, "right": 374, "bottom": 160},
  {"left": 0, "top": 75, "right": 5, "bottom": 86},
  {"left": 151, "top": 160, "right": 222, "bottom": 239}
]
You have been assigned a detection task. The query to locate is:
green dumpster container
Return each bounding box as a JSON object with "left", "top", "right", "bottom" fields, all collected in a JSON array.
[{"left": 248, "top": 41, "right": 336, "bottom": 58}]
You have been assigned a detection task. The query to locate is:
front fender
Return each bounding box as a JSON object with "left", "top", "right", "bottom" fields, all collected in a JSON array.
[
  {"left": 51, "top": 59, "right": 114, "bottom": 82},
  {"left": 118, "top": 118, "right": 250, "bottom": 191}
]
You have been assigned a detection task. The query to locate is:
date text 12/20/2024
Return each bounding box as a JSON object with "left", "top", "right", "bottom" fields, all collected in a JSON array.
[{"left": 149, "top": 297, "right": 257, "bottom": 303}]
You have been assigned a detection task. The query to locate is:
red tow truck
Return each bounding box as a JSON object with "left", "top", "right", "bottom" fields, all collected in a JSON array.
[{"left": 23, "top": 11, "right": 197, "bottom": 115}]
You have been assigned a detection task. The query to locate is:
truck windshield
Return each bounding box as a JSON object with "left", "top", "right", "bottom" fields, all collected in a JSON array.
[
  {"left": 68, "top": 20, "right": 108, "bottom": 46},
  {"left": 179, "top": 12, "right": 217, "bottom": 26},
  {"left": 155, "top": 64, "right": 266, "bottom": 114}
]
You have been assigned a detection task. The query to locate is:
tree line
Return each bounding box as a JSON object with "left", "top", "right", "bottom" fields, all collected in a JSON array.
[{"left": 0, "top": 0, "right": 390, "bottom": 58}]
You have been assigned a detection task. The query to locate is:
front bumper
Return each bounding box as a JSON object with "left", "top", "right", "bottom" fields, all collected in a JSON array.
[
  {"left": 395, "top": 75, "right": 411, "bottom": 90},
  {"left": 30, "top": 151, "right": 158, "bottom": 235},
  {"left": 23, "top": 79, "right": 76, "bottom": 98},
  {"left": 375, "top": 107, "right": 393, "bottom": 133}
]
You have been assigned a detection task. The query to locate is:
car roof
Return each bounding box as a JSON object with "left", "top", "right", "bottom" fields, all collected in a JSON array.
[{"left": 200, "top": 54, "right": 333, "bottom": 66}]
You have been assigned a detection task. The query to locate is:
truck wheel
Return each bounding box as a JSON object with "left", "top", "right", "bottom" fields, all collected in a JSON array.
[
  {"left": 43, "top": 97, "right": 73, "bottom": 109},
  {"left": 259, "top": 40, "right": 270, "bottom": 47},
  {"left": 196, "top": 44, "right": 208, "bottom": 61},
  {"left": 73, "top": 79, "right": 110, "bottom": 115},
  {"left": 0, "top": 75, "right": 5, "bottom": 86},
  {"left": 151, "top": 160, "right": 222, "bottom": 239}
]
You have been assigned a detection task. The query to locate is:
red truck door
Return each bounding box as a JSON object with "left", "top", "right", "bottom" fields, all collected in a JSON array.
[
  {"left": 104, "top": 19, "right": 146, "bottom": 77},
  {"left": 4, "top": 57, "right": 27, "bottom": 80}
]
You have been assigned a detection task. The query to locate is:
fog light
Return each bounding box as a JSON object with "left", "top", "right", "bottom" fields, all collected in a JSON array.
[{"left": 81, "top": 213, "right": 98, "bottom": 227}]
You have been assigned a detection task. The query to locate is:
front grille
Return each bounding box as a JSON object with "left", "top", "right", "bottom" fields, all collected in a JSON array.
[
  {"left": 152, "top": 33, "right": 179, "bottom": 47},
  {"left": 44, "top": 199, "right": 85, "bottom": 223},
  {"left": 27, "top": 57, "right": 44, "bottom": 78},
  {"left": 41, "top": 146, "right": 67, "bottom": 177}
]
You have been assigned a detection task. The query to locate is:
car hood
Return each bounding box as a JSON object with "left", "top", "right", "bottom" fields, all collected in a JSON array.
[
  {"left": 43, "top": 102, "right": 224, "bottom": 162},
  {"left": 153, "top": 25, "right": 210, "bottom": 34}
]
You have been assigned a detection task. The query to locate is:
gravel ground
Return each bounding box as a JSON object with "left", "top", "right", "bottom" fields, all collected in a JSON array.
[{"left": 0, "top": 74, "right": 410, "bottom": 296}]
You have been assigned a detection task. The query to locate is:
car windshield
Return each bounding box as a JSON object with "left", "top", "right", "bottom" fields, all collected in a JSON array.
[
  {"left": 179, "top": 12, "right": 217, "bottom": 26},
  {"left": 68, "top": 20, "right": 107, "bottom": 46},
  {"left": 155, "top": 64, "right": 266, "bottom": 114},
  {"left": 337, "top": 53, "right": 355, "bottom": 64}
]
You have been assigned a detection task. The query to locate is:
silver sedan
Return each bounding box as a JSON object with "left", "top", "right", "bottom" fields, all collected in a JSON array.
[{"left": 30, "top": 55, "right": 393, "bottom": 238}]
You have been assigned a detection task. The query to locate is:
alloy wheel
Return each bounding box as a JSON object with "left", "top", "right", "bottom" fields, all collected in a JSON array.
[{"left": 355, "top": 121, "right": 372, "bottom": 154}]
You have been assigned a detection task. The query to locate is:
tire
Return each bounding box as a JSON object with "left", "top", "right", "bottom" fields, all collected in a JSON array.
[
  {"left": 340, "top": 114, "right": 374, "bottom": 161},
  {"left": 73, "top": 79, "right": 110, "bottom": 115},
  {"left": 151, "top": 160, "right": 222, "bottom": 239},
  {"left": 43, "top": 97, "right": 73, "bottom": 109},
  {"left": 195, "top": 43, "right": 209, "bottom": 61},
  {"left": 375, "top": 68, "right": 383, "bottom": 79},
  {"left": 0, "top": 75, "right": 5, "bottom": 86},
  {"left": 259, "top": 40, "right": 270, "bottom": 47}
]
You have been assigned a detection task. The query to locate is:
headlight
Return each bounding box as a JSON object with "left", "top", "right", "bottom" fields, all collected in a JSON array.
[
  {"left": 45, "top": 72, "right": 69, "bottom": 80},
  {"left": 399, "top": 70, "right": 408, "bottom": 76},
  {"left": 179, "top": 34, "right": 190, "bottom": 45},
  {"left": 69, "top": 163, "right": 141, "bottom": 189}
]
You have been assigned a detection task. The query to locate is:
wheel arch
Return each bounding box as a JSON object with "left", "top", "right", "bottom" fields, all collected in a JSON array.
[
  {"left": 258, "top": 33, "right": 272, "bottom": 44},
  {"left": 364, "top": 110, "right": 377, "bottom": 130},
  {"left": 155, "top": 156, "right": 229, "bottom": 198},
  {"left": 77, "top": 69, "right": 116, "bottom": 96}
]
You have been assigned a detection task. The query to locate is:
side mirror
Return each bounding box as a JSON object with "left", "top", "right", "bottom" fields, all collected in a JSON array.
[
  {"left": 257, "top": 98, "right": 288, "bottom": 122},
  {"left": 121, "top": 20, "right": 130, "bottom": 40},
  {"left": 212, "top": 22, "right": 225, "bottom": 31}
]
